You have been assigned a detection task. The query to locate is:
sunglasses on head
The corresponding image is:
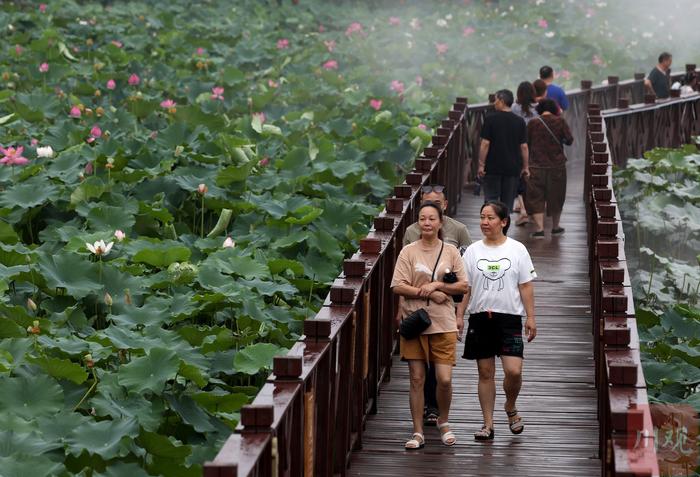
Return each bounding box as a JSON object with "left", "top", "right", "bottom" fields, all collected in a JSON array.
[{"left": 422, "top": 185, "right": 445, "bottom": 194}]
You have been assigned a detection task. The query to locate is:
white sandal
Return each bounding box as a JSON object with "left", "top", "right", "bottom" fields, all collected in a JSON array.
[
  {"left": 437, "top": 421, "right": 456, "bottom": 446},
  {"left": 405, "top": 432, "right": 425, "bottom": 450}
]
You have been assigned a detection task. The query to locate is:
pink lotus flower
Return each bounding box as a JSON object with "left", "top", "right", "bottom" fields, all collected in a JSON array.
[
  {"left": 197, "top": 183, "right": 208, "bottom": 195},
  {"left": 369, "top": 99, "right": 382, "bottom": 110},
  {"left": 0, "top": 146, "right": 29, "bottom": 166},
  {"left": 252, "top": 112, "right": 266, "bottom": 124},
  {"left": 318, "top": 24, "right": 325, "bottom": 33},
  {"left": 463, "top": 27, "right": 475, "bottom": 37},
  {"left": 409, "top": 18, "right": 421, "bottom": 30},
  {"left": 592, "top": 54, "right": 604, "bottom": 66},
  {"left": 69, "top": 106, "right": 82, "bottom": 118},
  {"left": 345, "top": 22, "right": 363, "bottom": 36},
  {"left": 15, "top": 45, "right": 23, "bottom": 55},
  {"left": 114, "top": 230, "right": 126, "bottom": 241},
  {"left": 324, "top": 40, "right": 336, "bottom": 52},
  {"left": 415, "top": 75, "right": 423, "bottom": 86},
  {"left": 196, "top": 47, "right": 205, "bottom": 56},
  {"left": 277, "top": 38, "right": 289, "bottom": 49},
  {"left": 538, "top": 19, "right": 548, "bottom": 29},
  {"left": 39, "top": 3, "right": 47, "bottom": 13},
  {"left": 389, "top": 17, "right": 401, "bottom": 26},
  {"left": 322, "top": 60, "right": 338, "bottom": 70},
  {"left": 211, "top": 86, "right": 224, "bottom": 101},
  {"left": 390, "top": 80, "right": 405, "bottom": 95},
  {"left": 559, "top": 69, "right": 572, "bottom": 80},
  {"left": 259, "top": 157, "right": 270, "bottom": 167},
  {"left": 39, "top": 63, "right": 49, "bottom": 73},
  {"left": 268, "top": 79, "right": 279, "bottom": 88},
  {"left": 30, "top": 138, "right": 39, "bottom": 146},
  {"left": 160, "top": 99, "right": 176, "bottom": 108},
  {"left": 84, "top": 162, "right": 94, "bottom": 175},
  {"left": 222, "top": 237, "right": 235, "bottom": 248},
  {"left": 106, "top": 79, "right": 116, "bottom": 90},
  {"left": 111, "top": 40, "right": 123, "bottom": 48},
  {"left": 128, "top": 73, "right": 140, "bottom": 86},
  {"left": 418, "top": 124, "right": 428, "bottom": 130},
  {"left": 90, "top": 125, "right": 102, "bottom": 139},
  {"left": 435, "top": 43, "right": 448, "bottom": 55}
]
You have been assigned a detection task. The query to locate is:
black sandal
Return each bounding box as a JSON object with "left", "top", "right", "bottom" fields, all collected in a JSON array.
[
  {"left": 506, "top": 409, "right": 524, "bottom": 434},
  {"left": 474, "top": 425, "right": 494, "bottom": 441},
  {"left": 423, "top": 408, "right": 439, "bottom": 425}
]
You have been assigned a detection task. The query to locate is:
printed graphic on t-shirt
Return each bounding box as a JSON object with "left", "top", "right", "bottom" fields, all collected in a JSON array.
[
  {"left": 414, "top": 262, "right": 433, "bottom": 275},
  {"left": 476, "top": 258, "right": 511, "bottom": 291}
]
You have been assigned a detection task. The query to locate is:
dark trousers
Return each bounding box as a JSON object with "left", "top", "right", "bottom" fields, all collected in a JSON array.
[
  {"left": 482, "top": 174, "right": 520, "bottom": 214},
  {"left": 423, "top": 363, "right": 438, "bottom": 411}
]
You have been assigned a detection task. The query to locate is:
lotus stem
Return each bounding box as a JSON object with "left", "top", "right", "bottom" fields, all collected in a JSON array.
[
  {"left": 200, "top": 195, "right": 205, "bottom": 238},
  {"left": 73, "top": 368, "right": 98, "bottom": 412},
  {"left": 646, "top": 259, "right": 655, "bottom": 299}
]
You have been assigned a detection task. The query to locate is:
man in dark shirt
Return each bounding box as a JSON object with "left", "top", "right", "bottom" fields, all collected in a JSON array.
[
  {"left": 645, "top": 52, "right": 672, "bottom": 99},
  {"left": 478, "top": 89, "right": 529, "bottom": 214},
  {"left": 540, "top": 65, "right": 569, "bottom": 111}
]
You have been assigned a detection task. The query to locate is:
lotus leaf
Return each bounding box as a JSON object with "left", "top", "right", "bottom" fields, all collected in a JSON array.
[
  {"left": 37, "top": 252, "right": 102, "bottom": 299},
  {"left": 65, "top": 417, "right": 139, "bottom": 460},
  {"left": 28, "top": 355, "right": 88, "bottom": 385},
  {"left": 0, "top": 454, "right": 64, "bottom": 477},
  {"left": 117, "top": 347, "right": 180, "bottom": 395},
  {"left": 233, "top": 342, "right": 284, "bottom": 375},
  {"left": 0, "top": 375, "right": 64, "bottom": 420}
]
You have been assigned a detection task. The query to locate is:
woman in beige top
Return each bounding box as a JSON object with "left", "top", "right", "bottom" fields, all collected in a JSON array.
[{"left": 391, "top": 201, "right": 468, "bottom": 450}]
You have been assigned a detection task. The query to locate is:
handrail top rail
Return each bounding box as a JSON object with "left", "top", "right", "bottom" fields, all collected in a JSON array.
[{"left": 601, "top": 91, "right": 700, "bottom": 118}]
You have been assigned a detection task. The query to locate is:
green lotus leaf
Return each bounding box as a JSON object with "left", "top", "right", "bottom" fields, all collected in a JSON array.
[
  {"left": 191, "top": 390, "right": 248, "bottom": 414},
  {"left": 118, "top": 347, "right": 180, "bottom": 395},
  {"left": 178, "top": 362, "right": 209, "bottom": 388},
  {"left": 0, "top": 221, "right": 19, "bottom": 244},
  {"left": 137, "top": 430, "right": 191, "bottom": 460},
  {"left": 165, "top": 393, "right": 219, "bottom": 433},
  {"left": 0, "top": 177, "right": 59, "bottom": 210},
  {"left": 233, "top": 342, "right": 284, "bottom": 375},
  {"left": 202, "top": 249, "right": 269, "bottom": 279},
  {"left": 84, "top": 203, "right": 138, "bottom": 232},
  {"left": 28, "top": 355, "right": 88, "bottom": 384},
  {"left": 271, "top": 230, "right": 307, "bottom": 249},
  {"left": 90, "top": 375, "right": 165, "bottom": 432},
  {"left": 94, "top": 461, "right": 152, "bottom": 477},
  {"left": 660, "top": 307, "right": 700, "bottom": 339},
  {"left": 196, "top": 264, "right": 243, "bottom": 297},
  {"left": 132, "top": 243, "right": 191, "bottom": 268},
  {"left": 0, "top": 316, "right": 25, "bottom": 339},
  {"left": 216, "top": 161, "right": 256, "bottom": 186},
  {"left": 109, "top": 301, "right": 170, "bottom": 328},
  {"left": 37, "top": 252, "right": 102, "bottom": 299},
  {"left": 642, "top": 360, "right": 683, "bottom": 386},
  {"left": 0, "top": 375, "right": 64, "bottom": 420},
  {"left": 0, "top": 430, "right": 63, "bottom": 457},
  {"left": 65, "top": 416, "right": 139, "bottom": 459},
  {"left": 267, "top": 258, "right": 305, "bottom": 277},
  {"left": 148, "top": 457, "right": 200, "bottom": 477},
  {"left": 155, "top": 122, "right": 190, "bottom": 150},
  {"left": 0, "top": 454, "right": 64, "bottom": 477}
]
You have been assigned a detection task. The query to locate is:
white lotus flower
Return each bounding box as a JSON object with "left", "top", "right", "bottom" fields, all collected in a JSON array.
[
  {"left": 36, "top": 146, "right": 54, "bottom": 158},
  {"left": 222, "top": 237, "right": 235, "bottom": 248},
  {"left": 436, "top": 19, "right": 448, "bottom": 27},
  {"left": 86, "top": 240, "right": 114, "bottom": 256}
]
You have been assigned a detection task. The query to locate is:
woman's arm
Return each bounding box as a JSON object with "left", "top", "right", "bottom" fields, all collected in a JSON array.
[
  {"left": 392, "top": 284, "right": 423, "bottom": 298},
  {"left": 518, "top": 281, "right": 537, "bottom": 342}
]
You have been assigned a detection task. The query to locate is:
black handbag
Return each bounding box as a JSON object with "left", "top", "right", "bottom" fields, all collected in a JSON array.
[{"left": 399, "top": 242, "right": 444, "bottom": 340}]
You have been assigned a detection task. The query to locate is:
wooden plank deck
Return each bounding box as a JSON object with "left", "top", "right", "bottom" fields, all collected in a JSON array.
[{"left": 347, "top": 157, "right": 601, "bottom": 476}]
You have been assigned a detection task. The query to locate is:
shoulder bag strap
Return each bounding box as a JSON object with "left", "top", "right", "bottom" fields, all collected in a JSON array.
[
  {"left": 537, "top": 116, "right": 564, "bottom": 152},
  {"left": 427, "top": 241, "right": 445, "bottom": 305}
]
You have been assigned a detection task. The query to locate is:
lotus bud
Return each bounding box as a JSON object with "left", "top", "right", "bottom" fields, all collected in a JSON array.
[
  {"left": 114, "top": 230, "right": 125, "bottom": 242},
  {"left": 84, "top": 354, "right": 94, "bottom": 368},
  {"left": 96, "top": 106, "right": 104, "bottom": 116},
  {"left": 2, "top": 72, "right": 9, "bottom": 81},
  {"left": 222, "top": 237, "right": 235, "bottom": 248},
  {"left": 124, "top": 288, "right": 132, "bottom": 305},
  {"left": 33, "top": 320, "right": 40, "bottom": 328},
  {"left": 174, "top": 145, "right": 184, "bottom": 156},
  {"left": 27, "top": 298, "right": 37, "bottom": 311},
  {"left": 104, "top": 292, "right": 113, "bottom": 306},
  {"left": 197, "top": 183, "right": 208, "bottom": 195},
  {"left": 86, "top": 38, "right": 94, "bottom": 46},
  {"left": 105, "top": 157, "right": 114, "bottom": 169}
]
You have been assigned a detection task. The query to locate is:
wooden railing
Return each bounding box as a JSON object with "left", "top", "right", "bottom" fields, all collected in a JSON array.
[
  {"left": 205, "top": 64, "right": 698, "bottom": 477},
  {"left": 203, "top": 97, "right": 469, "bottom": 477},
  {"left": 585, "top": 89, "right": 700, "bottom": 477}
]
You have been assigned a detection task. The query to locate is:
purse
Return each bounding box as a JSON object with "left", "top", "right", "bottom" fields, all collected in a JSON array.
[{"left": 399, "top": 241, "right": 444, "bottom": 340}]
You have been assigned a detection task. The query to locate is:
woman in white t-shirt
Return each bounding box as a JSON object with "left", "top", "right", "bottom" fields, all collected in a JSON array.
[{"left": 456, "top": 200, "right": 537, "bottom": 441}]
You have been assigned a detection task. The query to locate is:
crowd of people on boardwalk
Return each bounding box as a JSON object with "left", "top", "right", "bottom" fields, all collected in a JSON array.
[{"left": 390, "top": 53, "right": 695, "bottom": 450}]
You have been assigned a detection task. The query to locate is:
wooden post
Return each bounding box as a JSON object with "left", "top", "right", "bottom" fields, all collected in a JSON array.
[
  {"left": 304, "top": 391, "right": 315, "bottom": 477},
  {"left": 362, "top": 290, "right": 371, "bottom": 379}
]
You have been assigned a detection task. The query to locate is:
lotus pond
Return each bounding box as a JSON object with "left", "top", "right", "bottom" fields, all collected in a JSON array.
[{"left": 1, "top": 0, "right": 698, "bottom": 475}]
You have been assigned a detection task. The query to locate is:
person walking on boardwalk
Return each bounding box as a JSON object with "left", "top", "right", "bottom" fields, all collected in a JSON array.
[
  {"left": 644, "top": 52, "right": 673, "bottom": 99},
  {"left": 457, "top": 200, "right": 537, "bottom": 441},
  {"left": 539, "top": 65, "right": 569, "bottom": 111},
  {"left": 391, "top": 201, "right": 469, "bottom": 449},
  {"left": 525, "top": 99, "right": 574, "bottom": 239},
  {"left": 402, "top": 184, "right": 472, "bottom": 426},
  {"left": 478, "top": 89, "right": 530, "bottom": 214},
  {"left": 510, "top": 81, "right": 540, "bottom": 227}
]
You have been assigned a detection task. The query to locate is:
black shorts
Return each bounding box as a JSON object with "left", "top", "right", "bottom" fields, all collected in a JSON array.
[{"left": 462, "top": 312, "right": 524, "bottom": 360}]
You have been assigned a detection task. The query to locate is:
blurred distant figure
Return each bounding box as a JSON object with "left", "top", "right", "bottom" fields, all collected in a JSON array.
[
  {"left": 681, "top": 70, "right": 697, "bottom": 94},
  {"left": 533, "top": 79, "right": 547, "bottom": 103},
  {"left": 478, "top": 89, "right": 529, "bottom": 214},
  {"left": 645, "top": 52, "right": 672, "bottom": 99},
  {"left": 539, "top": 66, "right": 569, "bottom": 111},
  {"left": 510, "top": 82, "right": 539, "bottom": 227}
]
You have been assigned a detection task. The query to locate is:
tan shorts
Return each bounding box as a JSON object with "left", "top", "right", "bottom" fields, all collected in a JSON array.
[
  {"left": 524, "top": 166, "right": 567, "bottom": 216},
  {"left": 400, "top": 332, "right": 458, "bottom": 365}
]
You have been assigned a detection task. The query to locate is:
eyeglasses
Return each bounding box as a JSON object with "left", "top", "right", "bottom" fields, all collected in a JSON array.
[{"left": 422, "top": 185, "right": 445, "bottom": 194}]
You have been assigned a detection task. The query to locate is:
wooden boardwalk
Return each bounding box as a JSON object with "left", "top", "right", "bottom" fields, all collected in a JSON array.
[{"left": 348, "top": 157, "right": 601, "bottom": 476}]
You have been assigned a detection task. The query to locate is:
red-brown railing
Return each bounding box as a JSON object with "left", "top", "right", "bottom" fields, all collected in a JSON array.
[
  {"left": 203, "top": 97, "right": 469, "bottom": 477},
  {"left": 585, "top": 84, "right": 700, "bottom": 476},
  {"left": 205, "top": 63, "right": 699, "bottom": 476}
]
